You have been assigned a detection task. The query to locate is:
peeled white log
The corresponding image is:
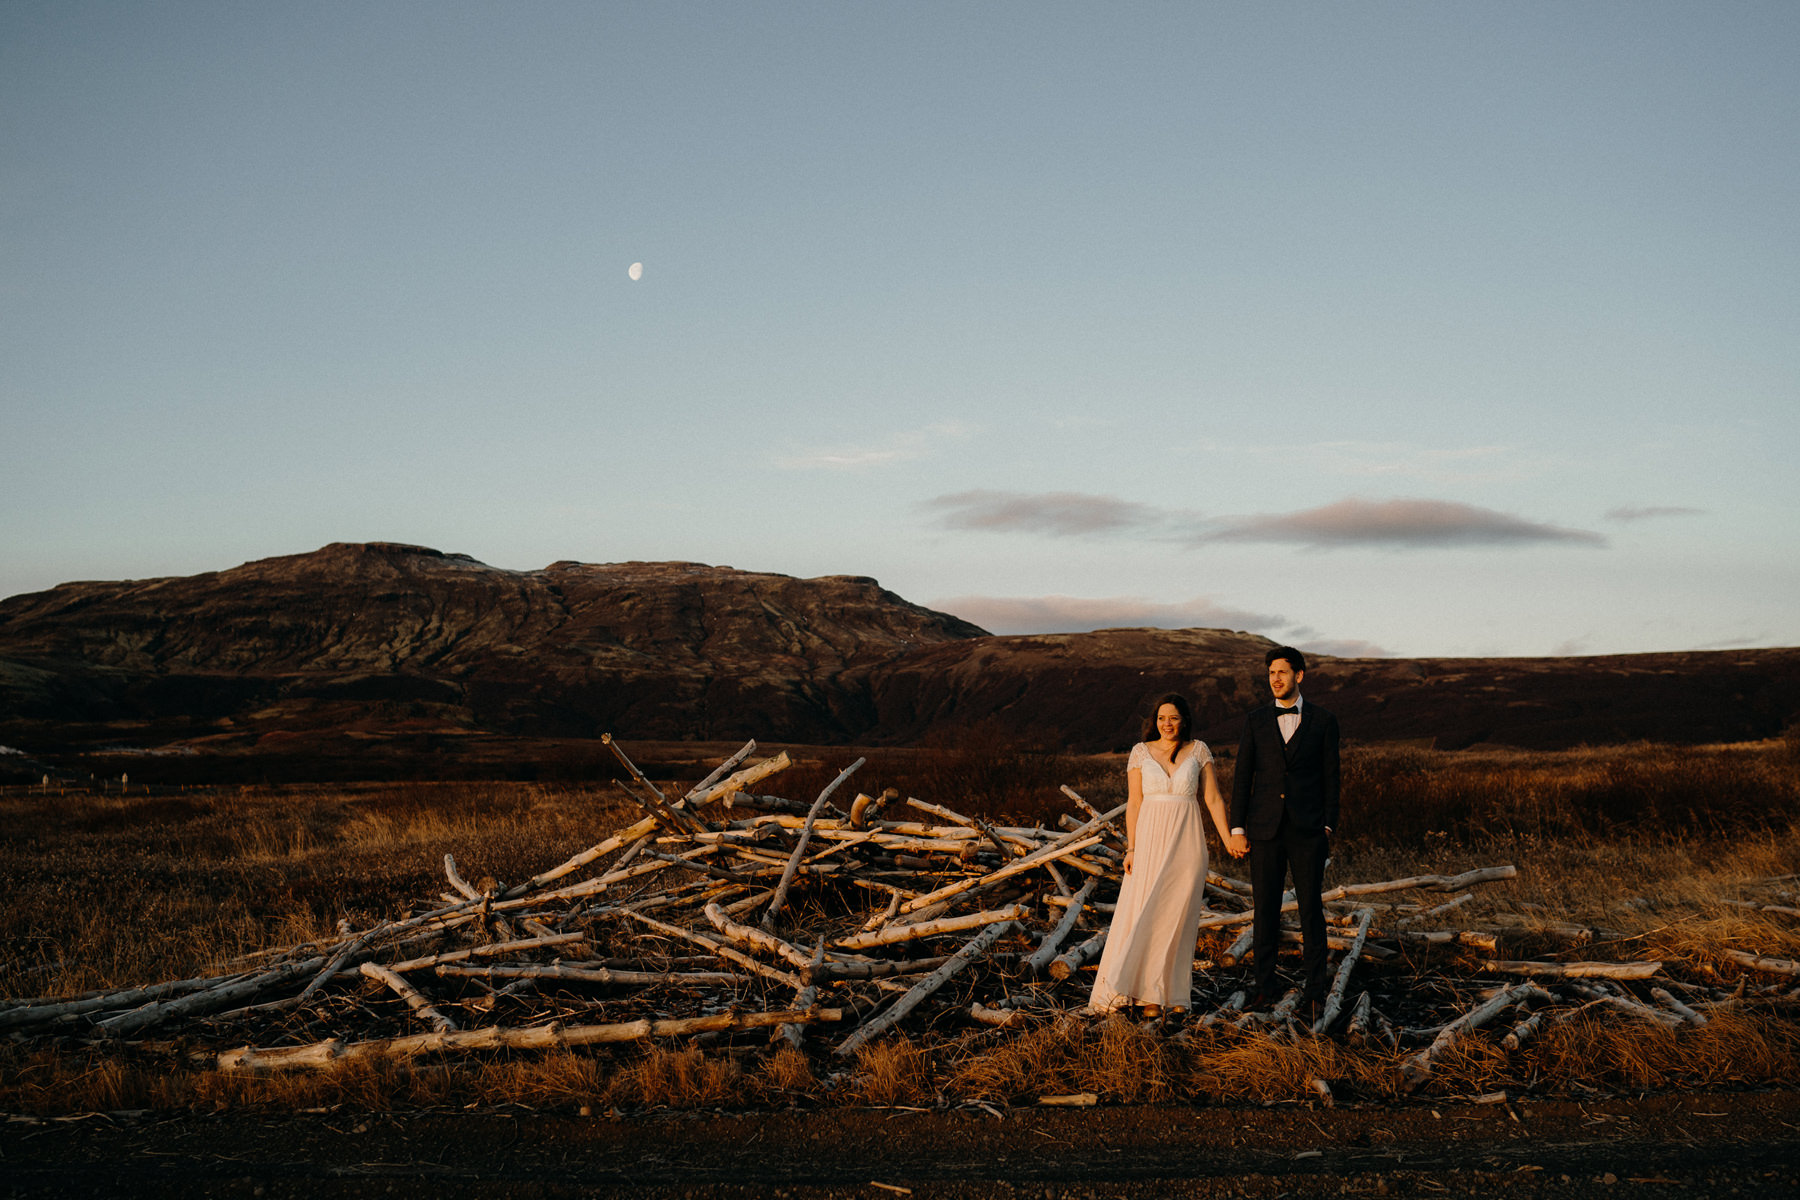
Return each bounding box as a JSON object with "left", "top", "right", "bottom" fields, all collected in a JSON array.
[
  {"left": 96, "top": 955, "right": 328, "bottom": 1037},
  {"left": 1488, "top": 960, "right": 1662, "bottom": 980},
  {"left": 677, "top": 739, "right": 759, "bottom": 806},
  {"left": 778, "top": 939, "right": 827, "bottom": 1048},
  {"left": 360, "top": 962, "right": 457, "bottom": 1032},
  {"left": 1391, "top": 929, "right": 1501, "bottom": 954},
  {"left": 1219, "top": 927, "right": 1256, "bottom": 968},
  {"left": 1049, "top": 930, "right": 1106, "bottom": 982},
  {"left": 1312, "top": 907, "right": 1374, "bottom": 1035},
  {"left": 808, "top": 955, "right": 954, "bottom": 983},
  {"left": 1026, "top": 875, "right": 1100, "bottom": 974},
  {"left": 386, "top": 931, "right": 584, "bottom": 973},
  {"left": 899, "top": 833, "right": 1107, "bottom": 916},
  {"left": 1345, "top": 990, "right": 1374, "bottom": 1045},
  {"left": 435, "top": 964, "right": 748, "bottom": 986},
  {"left": 1501, "top": 1010, "right": 1544, "bottom": 1052},
  {"left": 613, "top": 909, "right": 804, "bottom": 990},
  {"left": 860, "top": 888, "right": 904, "bottom": 933},
  {"left": 1398, "top": 893, "right": 1473, "bottom": 925},
  {"left": 761, "top": 757, "right": 865, "bottom": 933},
  {"left": 969, "top": 1002, "right": 1022, "bottom": 1028},
  {"left": 0, "top": 971, "right": 256, "bottom": 1032},
  {"left": 1651, "top": 986, "right": 1708, "bottom": 1027},
  {"left": 693, "top": 751, "right": 792, "bottom": 808},
  {"left": 503, "top": 815, "right": 659, "bottom": 898},
  {"left": 1724, "top": 949, "right": 1800, "bottom": 977},
  {"left": 443, "top": 854, "right": 483, "bottom": 901},
  {"left": 703, "top": 902, "right": 815, "bottom": 971},
  {"left": 1399, "top": 982, "right": 1552, "bottom": 1089},
  {"left": 836, "top": 920, "right": 1015, "bottom": 1057},
  {"left": 1060, "top": 786, "right": 1124, "bottom": 844},
  {"left": 837, "top": 905, "right": 1028, "bottom": 952},
  {"left": 218, "top": 1007, "right": 844, "bottom": 1071}
]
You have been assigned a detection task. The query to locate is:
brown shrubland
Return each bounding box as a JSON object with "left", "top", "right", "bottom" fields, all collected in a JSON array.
[{"left": 2, "top": 738, "right": 1796, "bottom": 1115}]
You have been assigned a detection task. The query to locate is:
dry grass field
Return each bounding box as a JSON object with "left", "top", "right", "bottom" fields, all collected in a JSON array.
[{"left": 2, "top": 737, "right": 1797, "bottom": 1117}]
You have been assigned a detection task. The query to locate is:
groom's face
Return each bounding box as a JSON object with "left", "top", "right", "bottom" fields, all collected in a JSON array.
[{"left": 1268, "top": 659, "right": 1302, "bottom": 702}]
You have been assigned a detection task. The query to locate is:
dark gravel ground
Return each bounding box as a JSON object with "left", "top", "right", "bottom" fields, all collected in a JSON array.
[{"left": 5, "top": 1090, "right": 1799, "bottom": 1198}]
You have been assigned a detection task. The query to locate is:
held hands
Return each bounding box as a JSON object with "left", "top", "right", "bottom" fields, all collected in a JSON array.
[{"left": 1224, "top": 832, "right": 1250, "bottom": 859}]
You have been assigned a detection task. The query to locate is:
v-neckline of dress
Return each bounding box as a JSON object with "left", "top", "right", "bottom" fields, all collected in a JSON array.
[{"left": 1147, "top": 745, "right": 1191, "bottom": 778}]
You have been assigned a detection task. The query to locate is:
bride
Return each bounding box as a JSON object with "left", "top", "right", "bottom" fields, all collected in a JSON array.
[{"left": 1087, "top": 693, "right": 1244, "bottom": 1017}]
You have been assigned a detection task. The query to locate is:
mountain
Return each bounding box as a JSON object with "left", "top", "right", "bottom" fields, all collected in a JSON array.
[
  {"left": 0, "top": 542, "right": 982, "bottom": 747},
  {"left": 2, "top": 543, "right": 1797, "bottom": 779}
]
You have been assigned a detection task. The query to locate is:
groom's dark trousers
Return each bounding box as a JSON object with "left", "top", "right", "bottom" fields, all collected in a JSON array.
[{"left": 1232, "top": 702, "right": 1341, "bottom": 1003}]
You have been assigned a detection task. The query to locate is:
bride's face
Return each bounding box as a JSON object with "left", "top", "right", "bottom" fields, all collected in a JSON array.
[{"left": 1156, "top": 703, "right": 1182, "bottom": 742}]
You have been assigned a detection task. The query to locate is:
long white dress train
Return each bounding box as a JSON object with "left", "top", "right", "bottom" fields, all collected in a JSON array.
[{"left": 1086, "top": 741, "right": 1211, "bottom": 1013}]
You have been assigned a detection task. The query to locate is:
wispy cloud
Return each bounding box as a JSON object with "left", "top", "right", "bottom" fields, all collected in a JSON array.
[
  {"left": 1194, "top": 498, "right": 1607, "bottom": 549},
  {"left": 923, "top": 490, "right": 1166, "bottom": 537},
  {"left": 924, "top": 490, "right": 1606, "bottom": 550},
  {"left": 1605, "top": 504, "right": 1706, "bottom": 522},
  {"left": 930, "top": 594, "right": 1285, "bottom": 635},
  {"left": 780, "top": 421, "right": 972, "bottom": 470}
]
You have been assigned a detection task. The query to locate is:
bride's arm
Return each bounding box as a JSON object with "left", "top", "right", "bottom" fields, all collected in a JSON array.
[
  {"left": 1201, "top": 761, "right": 1231, "bottom": 840},
  {"left": 1123, "top": 768, "right": 1143, "bottom": 874}
]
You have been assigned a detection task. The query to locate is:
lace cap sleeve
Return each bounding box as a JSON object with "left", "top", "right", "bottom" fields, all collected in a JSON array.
[
  {"left": 1127, "top": 742, "right": 1150, "bottom": 773},
  {"left": 1191, "top": 740, "right": 1214, "bottom": 769}
]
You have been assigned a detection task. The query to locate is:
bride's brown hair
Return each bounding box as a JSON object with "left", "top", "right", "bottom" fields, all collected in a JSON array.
[{"left": 1140, "top": 692, "right": 1194, "bottom": 745}]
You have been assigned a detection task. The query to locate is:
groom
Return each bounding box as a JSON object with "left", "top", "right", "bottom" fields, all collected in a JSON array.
[{"left": 1229, "top": 646, "right": 1341, "bottom": 1016}]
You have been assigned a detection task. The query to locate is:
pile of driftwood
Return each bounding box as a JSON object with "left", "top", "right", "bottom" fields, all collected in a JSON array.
[{"left": 4, "top": 739, "right": 1798, "bottom": 1095}]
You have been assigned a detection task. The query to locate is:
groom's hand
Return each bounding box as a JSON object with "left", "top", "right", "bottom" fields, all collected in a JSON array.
[{"left": 1225, "top": 832, "right": 1249, "bottom": 858}]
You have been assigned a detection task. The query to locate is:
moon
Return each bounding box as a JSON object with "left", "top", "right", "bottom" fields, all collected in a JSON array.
[{"left": 627, "top": 262, "right": 643, "bottom": 282}]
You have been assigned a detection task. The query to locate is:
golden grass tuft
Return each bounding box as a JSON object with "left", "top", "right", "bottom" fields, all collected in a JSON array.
[
  {"left": 607, "top": 1044, "right": 749, "bottom": 1109},
  {"left": 853, "top": 1036, "right": 933, "bottom": 1105}
]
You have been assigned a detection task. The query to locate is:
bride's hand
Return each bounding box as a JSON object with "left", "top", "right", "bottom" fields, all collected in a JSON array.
[{"left": 1123, "top": 848, "right": 1134, "bottom": 874}]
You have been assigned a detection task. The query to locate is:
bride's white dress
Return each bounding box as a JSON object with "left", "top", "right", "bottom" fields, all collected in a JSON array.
[{"left": 1086, "top": 741, "right": 1211, "bottom": 1013}]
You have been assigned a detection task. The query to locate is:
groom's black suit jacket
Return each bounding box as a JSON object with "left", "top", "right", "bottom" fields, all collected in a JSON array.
[{"left": 1230, "top": 702, "right": 1341, "bottom": 840}]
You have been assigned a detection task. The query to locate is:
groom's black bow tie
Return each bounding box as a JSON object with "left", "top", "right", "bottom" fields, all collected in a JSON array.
[{"left": 1274, "top": 707, "right": 1300, "bottom": 716}]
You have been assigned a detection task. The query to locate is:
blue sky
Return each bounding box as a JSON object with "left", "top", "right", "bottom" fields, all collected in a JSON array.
[{"left": 4, "top": 2, "right": 1795, "bottom": 657}]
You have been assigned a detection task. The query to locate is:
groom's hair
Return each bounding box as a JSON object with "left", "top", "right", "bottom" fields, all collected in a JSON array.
[
  {"left": 1264, "top": 646, "right": 1307, "bottom": 672},
  {"left": 1140, "top": 692, "right": 1194, "bottom": 744}
]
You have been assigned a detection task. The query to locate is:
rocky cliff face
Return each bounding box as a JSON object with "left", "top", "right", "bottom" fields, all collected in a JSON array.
[
  {"left": 2, "top": 543, "right": 1797, "bottom": 771},
  {"left": 0, "top": 543, "right": 985, "bottom": 744}
]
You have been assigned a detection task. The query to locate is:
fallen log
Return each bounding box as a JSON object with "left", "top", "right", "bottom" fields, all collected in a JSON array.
[
  {"left": 899, "top": 834, "right": 1106, "bottom": 916},
  {"left": 386, "top": 932, "right": 585, "bottom": 974},
  {"left": 218, "top": 1007, "right": 845, "bottom": 1071},
  {"left": 1312, "top": 907, "right": 1374, "bottom": 1035},
  {"left": 1049, "top": 930, "right": 1107, "bottom": 983},
  {"left": 360, "top": 962, "right": 456, "bottom": 1033},
  {"left": 836, "top": 920, "right": 1015, "bottom": 1057},
  {"left": 95, "top": 955, "right": 329, "bottom": 1038},
  {"left": 1025, "top": 875, "right": 1099, "bottom": 974},
  {"left": 1399, "top": 982, "right": 1552, "bottom": 1090},
  {"left": 761, "top": 757, "right": 864, "bottom": 933},
  {"left": 1488, "top": 960, "right": 1662, "bottom": 980},
  {"left": 612, "top": 910, "right": 804, "bottom": 990},
  {"left": 435, "top": 964, "right": 749, "bottom": 986},
  {"left": 703, "top": 902, "right": 815, "bottom": 971},
  {"left": 1724, "top": 949, "right": 1800, "bottom": 977},
  {"left": 836, "top": 905, "right": 1029, "bottom": 952}
]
